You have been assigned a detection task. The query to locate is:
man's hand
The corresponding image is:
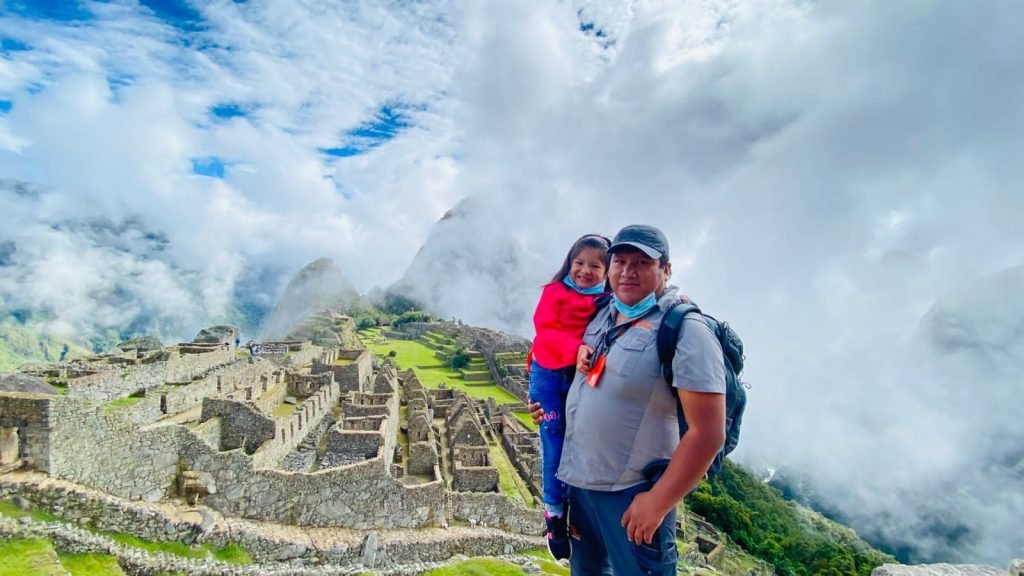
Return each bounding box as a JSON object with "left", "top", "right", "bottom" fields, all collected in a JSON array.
[
  {"left": 576, "top": 345, "right": 594, "bottom": 373},
  {"left": 528, "top": 401, "right": 545, "bottom": 425},
  {"left": 620, "top": 491, "right": 671, "bottom": 545}
]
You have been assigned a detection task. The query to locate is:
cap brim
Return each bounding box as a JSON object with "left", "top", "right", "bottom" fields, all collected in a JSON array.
[{"left": 609, "top": 241, "right": 662, "bottom": 259}]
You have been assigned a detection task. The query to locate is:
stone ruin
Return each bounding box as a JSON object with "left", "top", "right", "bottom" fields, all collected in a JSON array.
[{"left": 0, "top": 324, "right": 546, "bottom": 571}]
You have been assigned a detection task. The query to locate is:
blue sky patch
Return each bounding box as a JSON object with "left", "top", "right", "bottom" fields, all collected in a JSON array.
[
  {"left": 4, "top": 1, "right": 95, "bottom": 22},
  {"left": 1, "top": 38, "right": 31, "bottom": 52},
  {"left": 139, "top": 0, "right": 205, "bottom": 33},
  {"left": 192, "top": 157, "right": 226, "bottom": 178},
  {"left": 578, "top": 10, "right": 614, "bottom": 49},
  {"left": 0, "top": 101, "right": 11, "bottom": 114},
  {"left": 322, "top": 146, "right": 362, "bottom": 158},
  {"left": 210, "top": 103, "right": 251, "bottom": 120},
  {"left": 107, "top": 74, "right": 135, "bottom": 96},
  {"left": 322, "top": 104, "right": 416, "bottom": 158}
]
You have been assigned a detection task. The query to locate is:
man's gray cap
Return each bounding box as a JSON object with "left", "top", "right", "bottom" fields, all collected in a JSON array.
[{"left": 609, "top": 224, "right": 670, "bottom": 261}]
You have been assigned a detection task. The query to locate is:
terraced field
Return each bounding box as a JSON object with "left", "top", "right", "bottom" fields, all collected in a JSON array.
[{"left": 357, "top": 328, "right": 523, "bottom": 406}]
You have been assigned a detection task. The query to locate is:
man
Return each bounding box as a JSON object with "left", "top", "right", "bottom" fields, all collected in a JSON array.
[{"left": 531, "top": 224, "right": 726, "bottom": 575}]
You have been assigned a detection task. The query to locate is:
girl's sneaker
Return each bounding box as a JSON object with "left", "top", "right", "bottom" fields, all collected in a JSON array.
[{"left": 544, "top": 512, "right": 571, "bottom": 560}]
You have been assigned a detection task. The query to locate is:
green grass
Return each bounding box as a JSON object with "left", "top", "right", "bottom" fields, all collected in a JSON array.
[
  {"left": 211, "top": 544, "right": 253, "bottom": 564},
  {"left": 489, "top": 445, "right": 535, "bottom": 508},
  {"left": 357, "top": 330, "right": 521, "bottom": 405},
  {"left": 0, "top": 500, "right": 252, "bottom": 568},
  {"left": 103, "top": 396, "right": 143, "bottom": 413},
  {"left": 460, "top": 370, "right": 491, "bottom": 377},
  {"left": 0, "top": 539, "right": 66, "bottom": 576},
  {"left": 521, "top": 549, "right": 570, "bottom": 575},
  {"left": 59, "top": 553, "right": 127, "bottom": 576},
  {"left": 105, "top": 533, "right": 252, "bottom": 565},
  {"left": 273, "top": 402, "right": 297, "bottom": 418},
  {"left": 513, "top": 411, "right": 538, "bottom": 431},
  {"left": 0, "top": 498, "right": 60, "bottom": 522},
  {"left": 423, "top": 558, "right": 529, "bottom": 575}
]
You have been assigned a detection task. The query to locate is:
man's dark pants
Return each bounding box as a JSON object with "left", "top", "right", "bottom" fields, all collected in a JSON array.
[{"left": 568, "top": 483, "right": 678, "bottom": 575}]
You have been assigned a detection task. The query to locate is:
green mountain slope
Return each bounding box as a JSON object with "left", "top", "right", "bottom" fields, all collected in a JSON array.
[
  {"left": 0, "top": 320, "right": 90, "bottom": 373},
  {"left": 687, "top": 460, "right": 895, "bottom": 576}
]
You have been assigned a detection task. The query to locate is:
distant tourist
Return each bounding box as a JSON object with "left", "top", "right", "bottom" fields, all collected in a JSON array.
[
  {"left": 527, "top": 233, "right": 610, "bottom": 560},
  {"left": 531, "top": 225, "right": 726, "bottom": 574},
  {"left": 235, "top": 337, "right": 240, "bottom": 348}
]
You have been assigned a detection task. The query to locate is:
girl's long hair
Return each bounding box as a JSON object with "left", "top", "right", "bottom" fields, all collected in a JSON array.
[{"left": 548, "top": 234, "right": 612, "bottom": 285}]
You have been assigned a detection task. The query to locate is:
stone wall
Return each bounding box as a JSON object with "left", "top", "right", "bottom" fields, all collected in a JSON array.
[
  {"left": 342, "top": 392, "right": 391, "bottom": 418},
  {"left": 164, "top": 359, "right": 278, "bottom": 417},
  {"left": 408, "top": 442, "right": 439, "bottom": 476},
  {"left": 312, "top": 349, "right": 371, "bottom": 393},
  {"left": 452, "top": 447, "right": 497, "bottom": 493},
  {"left": 48, "top": 397, "right": 185, "bottom": 502},
  {"left": 200, "top": 398, "right": 275, "bottom": 453},
  {"left": 66, "top": 346, "right": 236, "bottom": 402},
  {"left": 281, "top": 342, "right": 319, "bottom": 369},
  {"left": 253, "top": 380, "right": 288, "bottom": 415},
  {"left": 251, "top": 381, "right": 341, "bottom": 469},
  {"left": 0, "top": 394, "right": 52, "bottom": 472},
  {"left": 0, "top": 475, "right": 209, "bottom": 544},
  {"left": 451, "top": 492, "right": 545, "bottom": 536},
  {"left": 0, "top": 472, "right": 543, "bottom": 568},
  {"left": 191, "top": 417, "right": 222, "bottom": 450},
  {"left": 287, "top": 372, "right": 333, "bottom": 397},
  {"left": 179, "top": 431, "right": 446, "bottom": 529},
  {"left": 327, "top": 417, "right": 386, "bottom": 462}
]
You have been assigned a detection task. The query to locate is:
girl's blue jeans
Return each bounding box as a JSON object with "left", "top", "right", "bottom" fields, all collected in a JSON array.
[{"left": 529, "top": 359, "right": 574, "bottom": 508}]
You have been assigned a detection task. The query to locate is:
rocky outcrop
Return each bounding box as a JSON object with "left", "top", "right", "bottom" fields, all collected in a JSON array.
[
  {"left": 385, "top": 197, "right": 542, "bottom": 336},
  {"left": 117, "top": 335, "right": 164, "bottom": 352},
  {"left": 0, "top": 373, "right": 58, "bottom": 395},
  {"left": 261, "top": 259, "right": 358, "bottom": 341},
  {"left": 193, "top": 326, "right": 240, "bottom": 345}
]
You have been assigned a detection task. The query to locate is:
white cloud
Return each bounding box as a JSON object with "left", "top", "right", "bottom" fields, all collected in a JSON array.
[{"left": 0, "top": 0, "right": 1022, "bottom": 564}]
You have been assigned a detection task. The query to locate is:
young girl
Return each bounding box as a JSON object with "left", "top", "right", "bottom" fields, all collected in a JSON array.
[{"left": 529, "top": 234, "right": 610, "bottom": 560}]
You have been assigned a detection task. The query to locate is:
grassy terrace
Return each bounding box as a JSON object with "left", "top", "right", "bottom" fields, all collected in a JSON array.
[
  {"left": 272, "top": 402, "right": 297, "bottom": 418},
  {"left": 103, "top": 396, "right": 143, "bottom": 413},
  {"left": 0, "top": 500, "right": 252, "bottom": 574},
  {"left": 513, "top": 412, "right": 537, "bottom": 431},
  {"left": 489, "top": 444, "right": 535, "bottom": 508},
  {"left": 358, "top": 328, "right": 522, "bottom": 405}
]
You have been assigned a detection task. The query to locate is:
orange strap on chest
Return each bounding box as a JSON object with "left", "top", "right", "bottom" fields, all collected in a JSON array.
[{"left": 586, "top": 354, "right": 607, "bottom": 387}]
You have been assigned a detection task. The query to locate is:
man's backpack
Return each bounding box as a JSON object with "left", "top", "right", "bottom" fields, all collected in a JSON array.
[{"left": 656, "top": 301, "right": 747, "bottom": 477}]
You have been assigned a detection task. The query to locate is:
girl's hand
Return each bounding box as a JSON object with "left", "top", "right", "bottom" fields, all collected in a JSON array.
[
  {"left": 576, "top": 345, "right": 594, "bottom": 373},
  {"left": 528, "top": 401, "right": 545, "bottom": 425}
]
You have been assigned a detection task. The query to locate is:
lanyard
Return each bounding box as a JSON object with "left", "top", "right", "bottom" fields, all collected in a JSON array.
[{"left": 586, "top": 306, "right": 658, "bottom": 387}]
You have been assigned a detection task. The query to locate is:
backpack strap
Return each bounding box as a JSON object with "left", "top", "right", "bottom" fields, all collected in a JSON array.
[
  {"left": 656, "top": 300, "right": 702, "bottom": 385},
  {"left": 643, "top": 299, "right": 704, "bottom": 488}
]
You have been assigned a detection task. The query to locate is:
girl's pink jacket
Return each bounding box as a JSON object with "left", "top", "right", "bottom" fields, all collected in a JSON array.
[{"left": 530, "top": 282, "right": 604, "bottom": 370}]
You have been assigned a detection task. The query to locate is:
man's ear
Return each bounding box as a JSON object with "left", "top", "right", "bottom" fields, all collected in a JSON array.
[{"left": 663, "top": 261, "right": 672, "bottom": 278}]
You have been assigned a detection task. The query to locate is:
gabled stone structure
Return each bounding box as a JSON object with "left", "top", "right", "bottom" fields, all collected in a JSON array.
[{"left": 445, "top": 394, "right": 498, "bottom": 494}]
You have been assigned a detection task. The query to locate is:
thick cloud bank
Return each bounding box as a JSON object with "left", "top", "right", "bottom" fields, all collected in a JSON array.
[{"left": 0, "top": 0, "right": 1022, "bottom": 563}]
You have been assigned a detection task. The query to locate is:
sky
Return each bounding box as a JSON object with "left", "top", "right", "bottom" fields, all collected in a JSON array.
[{"left": 1, "top": 0, "right": 1023, "bottom": 565}]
